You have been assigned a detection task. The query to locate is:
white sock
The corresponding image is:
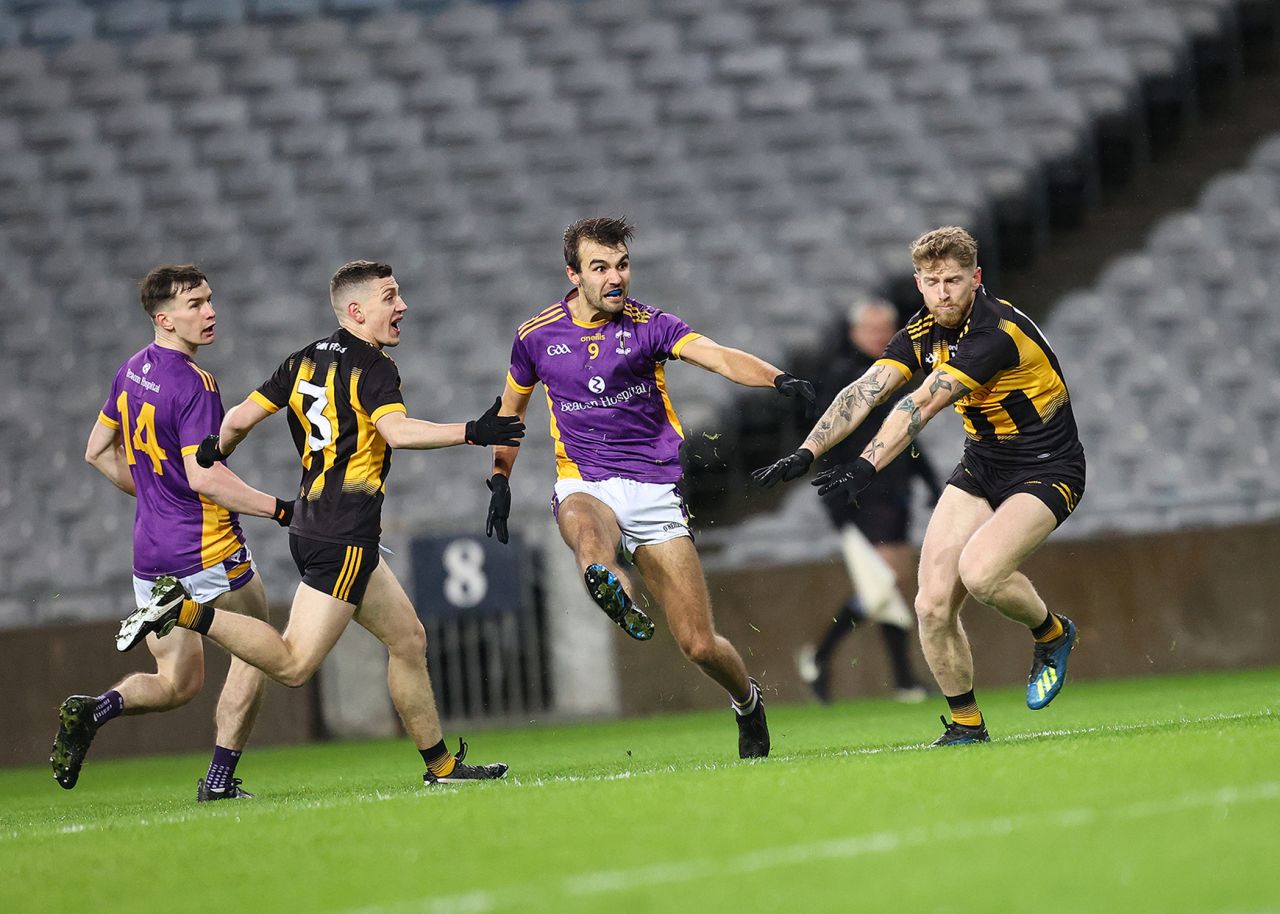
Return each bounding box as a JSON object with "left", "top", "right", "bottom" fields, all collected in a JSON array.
[{"left": 731, "top": 681, "right": 759, "bottom": 716}]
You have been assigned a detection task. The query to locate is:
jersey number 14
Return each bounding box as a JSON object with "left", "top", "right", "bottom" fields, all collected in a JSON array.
[{"left": 116, "top": 391, "right": 169, "bottom": 475}]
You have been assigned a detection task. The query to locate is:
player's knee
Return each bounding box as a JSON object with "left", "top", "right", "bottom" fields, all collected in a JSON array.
[
  {"left": 403, "top": 620, "right": 428, "bottom": 656},
  {"left": 957, "top": 553, "right": 1003, "bottom": 605},
  {"left": 278, "top": 665, "right": 313, "bottom": 689},
  {"left": 169, "top": 668, "right": 204, "bottom": 705},
  {"left": 914, "top": 591, "right": 951, "bottom": 629},
  {"left": 677, "top": 632, "right": 717, "bottom": 667},
  {"left": 277, "top": 655, "right": 320, "bottom": 688}
]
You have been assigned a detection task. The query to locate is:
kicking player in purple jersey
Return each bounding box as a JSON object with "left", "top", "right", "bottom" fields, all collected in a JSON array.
[
  {"left": 485, "top": 217, "right": 817, "bottom": 759},
  {"left": 52, "top": 265, "right": 294, "bottom": 800}
]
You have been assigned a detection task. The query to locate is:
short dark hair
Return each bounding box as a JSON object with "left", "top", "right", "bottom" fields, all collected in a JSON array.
[
  {"left": 563, "top": 216, "right": 635, "bottom": 271},
  {"left": 139, "top": 264, "right": 207, "bottom": 317},
  {"left": 330, "top": 260, "right": 394, "bottom": 305}
]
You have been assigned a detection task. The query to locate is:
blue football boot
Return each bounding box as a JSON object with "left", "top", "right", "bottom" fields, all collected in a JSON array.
[
  {"left": 1026, "top": 614, "right": 1078, "bottom": 710},
  {"left": 584, "top": 563, "right": 654, "bottom": 641}
]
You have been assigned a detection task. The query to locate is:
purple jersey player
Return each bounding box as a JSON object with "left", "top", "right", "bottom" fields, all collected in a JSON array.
[
  {"left": 487, "top": 217, "right": 817, "bottom": 760},
  {"left": 52, "top": 265, "right": 292, "bottom": 801}
]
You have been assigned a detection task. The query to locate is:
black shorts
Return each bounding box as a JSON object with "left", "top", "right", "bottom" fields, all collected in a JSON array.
[
  {"left": 824, "top": 491, "right": 910, "bottom": 544},
  {"left": 289, "top": 534, "right": 380, "bottom": 606},
  {"left": 947, "top": 450, "right": 1086, "bottom": 528}
]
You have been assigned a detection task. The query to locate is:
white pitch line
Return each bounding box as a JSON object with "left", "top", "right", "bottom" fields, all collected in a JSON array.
[
  {"left": 342, "top": 781, "right": 1280, "bottom": 914},
  {"left": 2, "top": 708, "right": 1272, "bottom": 844}
]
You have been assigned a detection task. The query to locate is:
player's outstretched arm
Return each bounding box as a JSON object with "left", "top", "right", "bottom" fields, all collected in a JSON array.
[
  {"left": 184, "top": 453, "right": 293, "bottom": 526},
  {"left": 85, "top": 420, "right": 136, "bottom": 496},
  {"left": 487, "top": 383, "right": 532, "bottom": 545},
  {"left": 804, "top": 364, "right": 907, "bottom": 457},
  {"left": 677, "top": 336, "right": 816, "bottom": 415},
  {"left": 375, "top": 396, "right": 525, "bottom": 450},
  {"left": 813, "top": 369, "right": 969, "bottom": 504},
  {"left": 751, "top": 363, "right": 906, "bottom": 488},
  {"left": 214, "top": 397, "right": 276, "bottom": 460}
]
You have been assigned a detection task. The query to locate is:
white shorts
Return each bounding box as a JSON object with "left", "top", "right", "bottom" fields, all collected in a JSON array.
[
  {"left": 132, "top": 544, "right": 257, "bottom": 607},
  {"left": 554, "top": 477, "right": 691, "bottom": 559}
]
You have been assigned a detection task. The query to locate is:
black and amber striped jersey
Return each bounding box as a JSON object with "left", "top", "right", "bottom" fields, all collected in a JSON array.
[
  {"left": 876, "top": 285, "right": 1084, "bottom": 467},
  {"left": 250, "top": 328, "right": 406, "bottom": 547}
]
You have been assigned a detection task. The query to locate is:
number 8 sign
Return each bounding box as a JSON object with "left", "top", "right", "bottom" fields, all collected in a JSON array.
[{"left": 410, "top": 532, "right": 524, "bottom": 620}]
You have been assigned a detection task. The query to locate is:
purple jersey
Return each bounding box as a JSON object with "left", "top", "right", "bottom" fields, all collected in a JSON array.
[
  {"left": 507, "top": 294, "right": 702, "bottom": 483},
  {"left": 98, "top": 343, "right": 245, "bottom": 578}
]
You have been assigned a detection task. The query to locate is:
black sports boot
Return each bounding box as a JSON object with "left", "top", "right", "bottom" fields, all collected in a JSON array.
[
  {"left": 50, "top": 695, "right": 99, "bottom": 789},
  {"left": 423, "top": 739, "right": 509, "bottom": 785},
  {"left": 197, "top": 777, "right": 255, "bottom": 802},
  {"left": 735, "top": 679, "right": 770, "bottom": 759},
  {"left": 929, "top": 714, "right": 991, "bottom": 747}
]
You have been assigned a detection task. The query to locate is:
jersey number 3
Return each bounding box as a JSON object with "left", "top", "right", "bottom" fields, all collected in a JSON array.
[
  {"left": 298, "top": 379, "right": 335, "bottom": 452},
  {"left": 116, "top": 391, "right": 168, "bottom": 475}
]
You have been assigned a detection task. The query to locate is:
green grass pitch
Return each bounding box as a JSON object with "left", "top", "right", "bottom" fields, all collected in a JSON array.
[{"left": 2, "top": 668, "right": 1277, "bottom": 914}]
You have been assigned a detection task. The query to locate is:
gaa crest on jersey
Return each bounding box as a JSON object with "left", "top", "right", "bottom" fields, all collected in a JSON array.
[{"left": 615, "top": 329, "right": 632, "bottom": 355}]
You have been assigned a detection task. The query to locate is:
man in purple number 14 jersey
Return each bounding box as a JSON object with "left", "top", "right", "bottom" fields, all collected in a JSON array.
[{"left": 52, "top": 265, "right": 294, "bottom": 801}]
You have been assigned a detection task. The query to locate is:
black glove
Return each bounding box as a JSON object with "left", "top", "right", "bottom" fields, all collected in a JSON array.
[
  {"left": 465, "top": 396, "right": 525, "bottom": 447},
  {"left": 485, "top": 474, "right": 511, "bottom": 544},
  {"left": 774, "top": 372, "right": 817, "bottom": 418},
  {"left": 272, "top": 497, "right": 294, "bottom": 527},
  {"left": 751, "top": 448, "right": 815, "bottom": 488},
  {"left": 195, "top": 434, "right": 224, "bottom": 468},
  {"left": 812, "top": 457, "right": 877, "bottom": 504}
]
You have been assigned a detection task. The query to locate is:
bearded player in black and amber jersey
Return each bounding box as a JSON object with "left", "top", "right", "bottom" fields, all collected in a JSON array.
[
  {"left": 118, "top": 261, "right": 523, "bottom": 785},
  {"left": 755, "top": 227, "right": 1083, "bottom": 746}
]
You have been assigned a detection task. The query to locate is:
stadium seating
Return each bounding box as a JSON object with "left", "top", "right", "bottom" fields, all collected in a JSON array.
[{"left": 0, "top": 0, "right": 1275, "bottom": 621}]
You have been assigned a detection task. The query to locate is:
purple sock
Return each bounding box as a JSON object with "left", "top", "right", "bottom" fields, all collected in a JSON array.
[
  {"left": 205, "top": 746, "right": 241, "bottom": 792},
  {"left": 92, "top": 690, "right": 124, "bottom": 726}
]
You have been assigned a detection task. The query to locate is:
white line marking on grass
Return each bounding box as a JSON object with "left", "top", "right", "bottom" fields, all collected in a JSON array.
[
  {"left": 344, "top": 781, "right": 1280, "bottom": 914},
  {"left": 3, "top": 709, "right": 1271, "bottom": 845}
]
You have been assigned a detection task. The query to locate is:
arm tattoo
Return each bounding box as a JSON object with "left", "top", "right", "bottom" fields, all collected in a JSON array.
[
  {"left": 831, "top": 366, "right": 889, "bottom": 420},
  {"left": 927, "top": 370, "right": 969, "bottom": 405},
  {"left": 894, "top": 396, "right": 924, "bottom": 439},
  {"left": 807, "top": 367, "right": 890, "bottom": 451},
  {"left": 861, "top": 438, "right": 886, "bottom": 463}
]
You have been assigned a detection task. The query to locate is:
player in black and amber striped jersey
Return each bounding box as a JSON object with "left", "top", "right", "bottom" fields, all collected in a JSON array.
[
  {"left": 754, "top": 227, "right": 1084, "bottom": 746},
  {"left": 120, "top": 261, "right": 522, "bottom": 785}
]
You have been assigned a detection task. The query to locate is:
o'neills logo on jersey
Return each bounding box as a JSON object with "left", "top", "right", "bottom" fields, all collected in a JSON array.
[
  {"left": 580, "top": 332, "right": 605, "bottom": 342},
  {"left": 125, "top": 367, "right": 161, "bottom": 393},
  {"left": 547, "top": 343, "right": 572, "bottom": 356}
]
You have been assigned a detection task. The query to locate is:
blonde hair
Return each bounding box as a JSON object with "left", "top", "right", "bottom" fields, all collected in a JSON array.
[{"left": 910, "top": 226, "right": 978, "bottom": 271}]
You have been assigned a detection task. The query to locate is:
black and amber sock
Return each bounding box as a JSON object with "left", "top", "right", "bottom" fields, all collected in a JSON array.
[
  {"left": 1031, "top": 611, "right": 1065, "bottom": 644},
  {"left": 945, "top": 689, "right": 983, "bottom": 728},
  {"left": 177, "top": 600, "right": 214, "bottom": 634},
  {"left": 421, "top": 740, "right": 457, "bottom": 778}
]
